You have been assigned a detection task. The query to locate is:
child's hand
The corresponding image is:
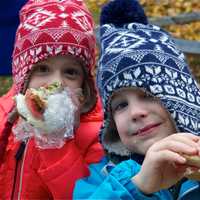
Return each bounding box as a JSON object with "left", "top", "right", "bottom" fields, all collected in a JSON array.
[{"left": 132, "top": 133, "right": 200, "bottom": 194}]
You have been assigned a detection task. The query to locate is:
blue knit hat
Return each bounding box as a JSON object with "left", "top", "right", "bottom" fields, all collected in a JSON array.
[{"left": 97, "top": 0, "right": 200, "bottom": 156}]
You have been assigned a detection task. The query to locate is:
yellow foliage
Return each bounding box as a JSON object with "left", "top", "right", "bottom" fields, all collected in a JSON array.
[
  {"left": 167, "top": 22, "right": 200, "bottom": 40},
  {"left": 85, "top": 0, "right": 108, "bottom": 16},
  {"left": 140, "top": 0, "right": 200, "bottom": 41},
  {"left": 141, "top": 0, "right": 200, "bottom": 16}
]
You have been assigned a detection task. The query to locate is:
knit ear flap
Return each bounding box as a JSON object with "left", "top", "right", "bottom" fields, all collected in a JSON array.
[
  {"left": 0, "top": 107, "right": 18, "bottom": 166},
  {"left": 100, "top": 0, "right": 148, "bottom": 26}
]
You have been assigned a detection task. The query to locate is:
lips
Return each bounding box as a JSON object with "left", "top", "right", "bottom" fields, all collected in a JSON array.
[{"left": 135, "top": 123, "right": 161, "bottom": 136}]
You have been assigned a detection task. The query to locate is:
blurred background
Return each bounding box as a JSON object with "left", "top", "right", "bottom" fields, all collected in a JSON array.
[{"left": 0, "top": 0, "right": 200, "bottom": 95}]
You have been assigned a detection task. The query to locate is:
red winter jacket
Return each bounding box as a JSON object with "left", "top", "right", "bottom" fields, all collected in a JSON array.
[{"left": 0, "top": 85, "right": 104, "bottom": 199}]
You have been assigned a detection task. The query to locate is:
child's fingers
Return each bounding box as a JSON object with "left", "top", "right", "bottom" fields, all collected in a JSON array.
[
  {"left": 173, "top": 163, "right": 188, "bottom": 171},
  {"left": 155, "top": 149, "right": 186, "bottom": 165},
  {"left": 152, "top": 140, "right": 198, "bottom": 155},
  {"left": 171, "top": 133, "right": 200, "bottom": 153},
  {"left": 174, "top": 133, "right": 200, "bottom": 143},
  {"left": 160, "top": 133, "right": 200, "bottom": 149}
]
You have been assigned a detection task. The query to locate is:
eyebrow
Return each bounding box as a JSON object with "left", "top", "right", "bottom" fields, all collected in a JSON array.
[
  {"left": 111, "top": 91, "right": 122, "bottom": 99},
  {"left": 31, "top": 64, "right": 47, "bottom": 73},
  {"left": 33, "top": 63, "right": 48, "bottom": 68},
  {"left": 111, "top": 94, "right": 124, "bottom": 106}
]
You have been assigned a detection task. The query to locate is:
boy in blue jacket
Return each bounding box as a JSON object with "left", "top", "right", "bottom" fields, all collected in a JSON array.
[{"left": 73, "top": 0, "right": 200, "bottom": 199}]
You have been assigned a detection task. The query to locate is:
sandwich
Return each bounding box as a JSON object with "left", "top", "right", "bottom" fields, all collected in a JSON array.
[
  {"left": 14, "top": 82, "right": 65, "bottom": 132},
  {"left": 183, "top": 154, "right": 200, "bottom": 180}
]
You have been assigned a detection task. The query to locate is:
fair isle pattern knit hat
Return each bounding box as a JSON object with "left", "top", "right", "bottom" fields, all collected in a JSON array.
[
  {"left": 12, "top": 0, "right": 96, "bottom": 93},
  {"left": 97, "top": 0, "right": 200, "bottom": 156}
]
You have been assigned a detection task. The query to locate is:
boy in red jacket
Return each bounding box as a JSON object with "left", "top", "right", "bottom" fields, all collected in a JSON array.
[{"left": 0, "top": 0, "right": 104, "bottom": 199}]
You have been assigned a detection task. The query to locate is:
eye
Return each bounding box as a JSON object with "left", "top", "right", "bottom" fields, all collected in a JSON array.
[
  {"left": 111, "top": 100, "right": 128, "bottom": 113},
  {"left": 63, "top": 68, "right": 81, "bottom": 79},
  {"left": 32, "top": 65, "right": 50, "bottom": 75}
]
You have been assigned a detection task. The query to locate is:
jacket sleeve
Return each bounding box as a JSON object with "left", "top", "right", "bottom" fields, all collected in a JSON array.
[
  {"left": 0, "top": 85, "right": 16, "bottom": 135},
  {"left": 73, "top": 159, "right": 172, "bottom": 200}
]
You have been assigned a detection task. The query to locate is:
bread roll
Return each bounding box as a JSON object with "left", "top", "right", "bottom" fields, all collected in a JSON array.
[{"left": 183, "top": 155, "right": 200, "bottom": 180}]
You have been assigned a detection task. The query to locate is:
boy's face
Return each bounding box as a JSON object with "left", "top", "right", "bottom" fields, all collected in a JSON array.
[
  {"left": 111, "top": 88, "right": 176, "bottom": 155},
  {"left": 28, "top": 54, "right": 84, "bottom": 90}
]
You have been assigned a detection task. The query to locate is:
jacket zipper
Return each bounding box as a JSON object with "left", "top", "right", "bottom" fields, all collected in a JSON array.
[
  {"left": 11, "top": 157, "right": 21, "bottom": 200},
  {"left": 178, "top": 184, "right": 199, "bottom": 200},
  {"left": 17, "top": 140, "right": 28, "bottom": 200},
  {"left": 11, "top": 141, "right": 27, "bottom": 200}
]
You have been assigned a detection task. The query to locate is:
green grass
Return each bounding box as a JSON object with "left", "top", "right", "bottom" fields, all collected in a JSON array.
[{"left": 0, "top": 76, "right": 12, "bottom": 96}]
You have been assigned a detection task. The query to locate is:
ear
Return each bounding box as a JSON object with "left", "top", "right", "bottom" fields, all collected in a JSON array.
[{"left": 78, "top": 92, "right": 86, "bottom": 110}]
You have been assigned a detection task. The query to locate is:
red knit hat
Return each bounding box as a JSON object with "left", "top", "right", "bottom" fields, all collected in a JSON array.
[{"left": 12, "top": 0, "right": 96, "bottom": 93}]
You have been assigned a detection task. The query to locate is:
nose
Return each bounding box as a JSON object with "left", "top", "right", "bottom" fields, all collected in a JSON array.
[
  {"left": 129, "top": 102, "right": 148, "bottom": 121},
  {"left": 49, "top": 71, "right": 64, "bottom": 86}
]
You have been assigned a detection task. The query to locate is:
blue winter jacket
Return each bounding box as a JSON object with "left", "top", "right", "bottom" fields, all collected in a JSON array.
[{"left": 73, "top": 157, "right": 200, "bottom": 200}]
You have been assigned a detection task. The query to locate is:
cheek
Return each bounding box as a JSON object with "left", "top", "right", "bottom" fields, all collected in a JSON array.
[
  {"left": 165, "top": 119, "right": 177, "bottom": 135},
  {"left": 114, "top": 115, "right": 127, "bottom": 137},
  {"left": 159, "top": 108, "right": 177, "bottom": 133},
  {"left": 63, "top": 78, "right": 83, "bottom": 89},
  {"left": 28, "top": 78, "right": 41, "bottom": 89},
  {"left": 77, "top": 77, "right": 84, "bottom": 88},
  {"left": 28, "top": 77, "right": 49, "bottom": 89},
  {"left": 65, "top": 82, "right": 82, "bottom": 89}
]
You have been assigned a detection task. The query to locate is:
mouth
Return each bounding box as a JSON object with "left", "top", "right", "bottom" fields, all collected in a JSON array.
[{"left": 134, "top": 123, "right": 162, "bottom": 136}]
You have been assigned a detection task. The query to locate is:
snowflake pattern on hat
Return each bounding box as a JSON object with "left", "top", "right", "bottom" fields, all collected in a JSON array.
[
  {"left": 97, "top": 22, "right": 200, "bottom": 156},
  {"left": 12, "top": 0, "right": 95, "bottom": 93}
]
